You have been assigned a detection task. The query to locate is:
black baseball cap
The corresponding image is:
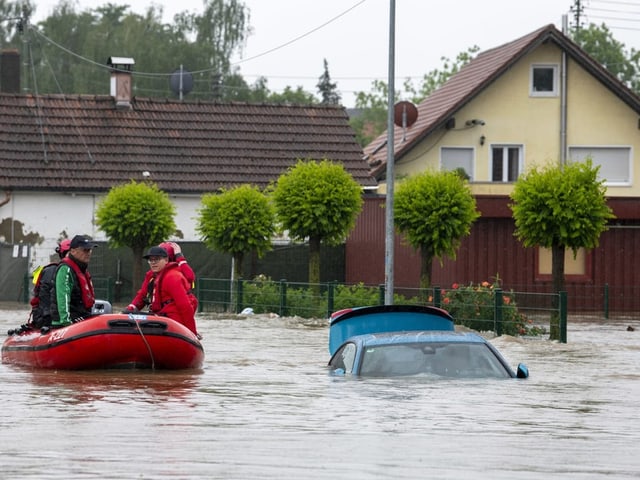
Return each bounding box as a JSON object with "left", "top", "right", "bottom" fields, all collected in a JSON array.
[{"left": 70, "top": 235, "right": 99, "bottom": 249}]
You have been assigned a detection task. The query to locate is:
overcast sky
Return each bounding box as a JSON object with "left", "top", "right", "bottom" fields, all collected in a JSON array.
[{"left": 33, "top": 0, "right": 640, "bottom": 107}]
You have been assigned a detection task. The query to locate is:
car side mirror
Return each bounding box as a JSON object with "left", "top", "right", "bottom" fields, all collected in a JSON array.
[{"left": 516, "top": 363, "right": 529, "bottom": 379}]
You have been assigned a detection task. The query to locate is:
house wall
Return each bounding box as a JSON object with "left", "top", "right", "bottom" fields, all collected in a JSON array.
[
  {"left": 345, "top": 196, "right": 640, "bottom": 311},
  {"left": 0, "top": 191, "right": 205, "bottom": 271},
  {"left": 389, "top": 43, "right": 640, "bottom": 199}
]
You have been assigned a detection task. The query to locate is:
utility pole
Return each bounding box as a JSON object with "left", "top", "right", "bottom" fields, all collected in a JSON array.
[{"left": 384, "top": 0, "right": 396, "bottom": 305}]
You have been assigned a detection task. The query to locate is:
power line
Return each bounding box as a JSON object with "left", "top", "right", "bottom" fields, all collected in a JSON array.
[{"left": 27, "top": 0, "right": 369, "bottom": 80}]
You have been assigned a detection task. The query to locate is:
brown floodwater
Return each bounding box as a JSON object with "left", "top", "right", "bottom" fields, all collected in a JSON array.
[{"left": 1, "top": 306, "right": 638, "bottom": 479}]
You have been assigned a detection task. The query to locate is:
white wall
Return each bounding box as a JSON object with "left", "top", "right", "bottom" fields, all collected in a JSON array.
[{"left": 0, "top": 191, "right": 204, "bottom": 271}]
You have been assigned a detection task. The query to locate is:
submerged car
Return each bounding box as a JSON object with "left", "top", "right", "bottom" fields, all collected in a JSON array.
[{"left": 328, "top": 305, "right": 529, "bottom": 379}]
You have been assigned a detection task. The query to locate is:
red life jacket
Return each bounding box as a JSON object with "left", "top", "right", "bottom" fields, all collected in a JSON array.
[{"left": 61, "top": 256, "right": 95, "bottom": 309}]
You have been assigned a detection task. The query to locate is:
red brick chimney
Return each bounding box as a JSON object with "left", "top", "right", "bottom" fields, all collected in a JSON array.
[{"left": 107, "top": 56, "right": 135, "bottom": 109}]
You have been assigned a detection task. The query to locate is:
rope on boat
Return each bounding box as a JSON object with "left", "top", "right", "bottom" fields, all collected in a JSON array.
[{"left": 130, "top": 313, "right": 155, "bottom": 370}]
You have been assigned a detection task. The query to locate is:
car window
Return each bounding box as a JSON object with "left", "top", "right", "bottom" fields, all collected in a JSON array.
[
  {"left": 329, "top": 342, "right": 357, "bottom": 373},
  {"left": 359, "top": 342, "right": 510, "bottom": 378}
]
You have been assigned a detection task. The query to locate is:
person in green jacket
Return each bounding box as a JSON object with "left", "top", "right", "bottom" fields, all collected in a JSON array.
[{"left": 50, "top": 235, "right": 98, "bottom": 328}]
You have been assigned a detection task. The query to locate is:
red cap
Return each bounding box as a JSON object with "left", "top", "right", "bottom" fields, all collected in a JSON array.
[
  {"left": 57, "top": 239, "right": 72, "bottom": 256},
  {"left": 159, "top": 242, "right": 175, "bottom": 261}
]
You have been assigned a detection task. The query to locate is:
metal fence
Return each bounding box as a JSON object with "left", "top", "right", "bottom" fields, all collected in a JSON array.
[
  {"left": 31, "top": 274, "right": 640, "bottom": 344},
  {"left": 194, "top": 278, "right": 568, "bottom": 342}
]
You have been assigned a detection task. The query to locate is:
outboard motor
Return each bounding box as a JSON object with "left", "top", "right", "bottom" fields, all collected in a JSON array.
[{"left": 92, "top": 299, "right": 113, "bottom": 315}]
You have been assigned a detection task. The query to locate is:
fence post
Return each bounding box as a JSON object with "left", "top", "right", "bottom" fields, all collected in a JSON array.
[
  {"left": 433, "top": 286, "right": 441, "bottom": 308},
  {"left": 236, "top": 278, "right": 243, "bottom": 314},
  {"left": 559, "top": 291, "right": 567, "bottom": 343},
  {"left": 23, "top": 273, "right": 30, "bottom": 303},
  {"left": 327, "top": 281, "right": 336, "bottom": 318},
  {"left": 603, "top": 283, "right": 609, "bottom": 319},
  {"left": 494, "top": 288, "right": 503, "bottom": 336},
  {"left": 107, "top": 277, "right": 113, "bottom": 303},
  {"left": 378, "top": 284, "right": 385, "bottom": 305},
  {"left": 279, "top": 279, "right": 288, "bottom": 317},
  {"left": 196, "top": 278, "right": 202, "bottom": 312}
]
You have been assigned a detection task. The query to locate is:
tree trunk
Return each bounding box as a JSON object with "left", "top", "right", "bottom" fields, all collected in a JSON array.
[
  {"left": 233, "top": 251, "right": 244, "bottom": 280},
  {"left": 550, "top": 244, "right": 566, "bottom": 340},
  {"left": 308, "top": 236, "right": 321, "bottom": 293},
  {"left": 230, "top": 251, "right": 244, "bottom": 312},
  {"left": 420, "top": 245, "right": 434, "bottom": 290}
]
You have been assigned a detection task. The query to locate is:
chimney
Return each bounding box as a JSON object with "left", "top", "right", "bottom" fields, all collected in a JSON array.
[
  {"left": 107, "top": 56, "right": 135, "bottom": 109},
  {"left": 1, "top": 49, "right": 20, "bottom": 94}
]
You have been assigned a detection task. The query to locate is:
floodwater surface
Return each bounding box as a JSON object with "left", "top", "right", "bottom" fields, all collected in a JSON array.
[{"left": 1, "top": 306, "right": 638, "bottom": 479}]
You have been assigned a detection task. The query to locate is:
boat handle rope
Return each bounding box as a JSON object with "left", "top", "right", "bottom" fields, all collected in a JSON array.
[{"left": 129, "top": 313, "right": 155, "bottom": 370}]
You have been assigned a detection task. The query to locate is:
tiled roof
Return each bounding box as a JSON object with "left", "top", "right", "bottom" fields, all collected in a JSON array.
[
  {"left": 365, "top": 24, "right": 640, "bottom": 178},
  {"left": 0, "top": 95, "right": 376, "bottom": 192}
]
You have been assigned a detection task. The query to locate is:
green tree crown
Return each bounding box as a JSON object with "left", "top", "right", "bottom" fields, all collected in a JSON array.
[
  {"left": 394, "top": 170, "right": 479, "bottom": 259},
  {"left": 271, "top": 159, "right": 363, "bottom": 246},
  {"left": 509, "top": 160, "right": 615, "bottom": 253},
  {"left": 196, "top": 184, "right": 275, "bottom": 258},
  {"left": 394, "top": 169, "right": 479, "bottom": 289},
  {"left": 95, "top": 180, "right": 176, "bottom": 248},
  {"left": 95, "top": 180, "right": 176, "bottom": 288}
]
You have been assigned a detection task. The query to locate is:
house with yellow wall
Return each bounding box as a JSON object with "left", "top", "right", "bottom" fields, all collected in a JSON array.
[{"left": 348, "top": 24, "right": 640, "bottom": 310}]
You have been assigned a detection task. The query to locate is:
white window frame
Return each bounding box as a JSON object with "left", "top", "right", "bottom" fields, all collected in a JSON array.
[
  {"left": 530, "top": 64, "right": 558, "bottom": 97},
  {"left": 490, "top": 144, "right": 523, "bottom": 183},
  {"left": 568, "top": 146, "right": 633, "bottom": 186},
  {"left": 441, "top": 146, "right": 474, "bottom": 181}
]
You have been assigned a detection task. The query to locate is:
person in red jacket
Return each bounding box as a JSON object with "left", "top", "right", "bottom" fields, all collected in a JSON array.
[
  {"left": 125, "top": 242, "right": 196, "bottom": 313},
  {"left": 159, "top": 241, "right": 195, "bottom": 285},
  {"left": 127, "top": 246, "right": 198, "bottom": 336}
]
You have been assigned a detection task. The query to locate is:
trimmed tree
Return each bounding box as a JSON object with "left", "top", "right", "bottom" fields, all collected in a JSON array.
[
  {"left": 510, "top": 160, "right": 614, "bottom": 337},
  {"left": 394, "top": 170, "right": 480, "bottom": 290},
  {"left": 196, "top": 184, "right": 275, "bottom": 282},
  {"left": 95, "top": 180, "right": 176, "bottom": 289},
  {"left": 272, "top": 159, "right": 363, "bottom": 287}
]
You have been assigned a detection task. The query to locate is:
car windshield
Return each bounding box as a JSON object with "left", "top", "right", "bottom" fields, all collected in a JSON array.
[{"left": 359, "top": 342, "right": 511, "bottom": 378}]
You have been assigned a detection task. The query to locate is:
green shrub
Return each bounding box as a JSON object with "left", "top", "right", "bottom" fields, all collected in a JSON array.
[
  {"left": 239, "top": 277, "right": 544, "bottom": 335},
  {"left": 286, "top": 286, "right": 326, "bottom": 318},
  {"left": 441, "top": 280, "right": 544, "bottom": 336},
  {"left": 332, "top": 283, "right": 381, "bottom": 311},
  {"left": 242, "top": 276, "right": 280, "bottom": 314}
]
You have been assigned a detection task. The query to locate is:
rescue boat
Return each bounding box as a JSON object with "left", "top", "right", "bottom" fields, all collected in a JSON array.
[{"left": 2, "top": 303, "right": 204, "bottom": 370}]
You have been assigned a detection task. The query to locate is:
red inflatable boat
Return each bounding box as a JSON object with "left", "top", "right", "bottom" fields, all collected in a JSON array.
[{"left": 2, "top": 312, "right": 204, "bottom": 370}]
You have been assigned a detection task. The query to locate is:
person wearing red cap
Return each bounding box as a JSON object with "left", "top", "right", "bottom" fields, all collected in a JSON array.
[
  {"left": 125, "top": 241, "right": 196, "bottom": 313},
  {"left": 51, "top": 235, "right": 98, "bottom": 327},
  {"left": 159, "top": 241, "right": 195, "bottom": 285},
  {"left": 29, "top": 239, "right": 72, "bottom": 328},
  {"left": 127, "top": 245, "right": 198, "bottom": 336}
]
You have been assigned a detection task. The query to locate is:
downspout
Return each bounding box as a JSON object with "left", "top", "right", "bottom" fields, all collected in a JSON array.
[{"left": 560, "top": 15, "right": 569, "bottom": 166}]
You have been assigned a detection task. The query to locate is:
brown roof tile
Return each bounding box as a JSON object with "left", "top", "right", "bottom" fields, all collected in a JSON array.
[{"left": 0, "top": 95, "right": 376, "bottom": 192}]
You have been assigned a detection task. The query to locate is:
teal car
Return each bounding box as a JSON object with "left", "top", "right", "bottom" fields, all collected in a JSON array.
[{"left": 328, "top": 305, "right": 529, "bottom": 379}]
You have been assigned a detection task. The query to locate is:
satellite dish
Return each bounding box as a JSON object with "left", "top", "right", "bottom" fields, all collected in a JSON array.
[
  {"left": 170, "top": 67, "right": 194, "bottom": 98},
  {"left": 394, "top": 101, "right": 418, "bottom": 128}
]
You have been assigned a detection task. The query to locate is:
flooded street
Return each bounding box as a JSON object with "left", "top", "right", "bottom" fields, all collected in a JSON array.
[{"left": 1, "top": 306, "right": 639, "bottom": 479}]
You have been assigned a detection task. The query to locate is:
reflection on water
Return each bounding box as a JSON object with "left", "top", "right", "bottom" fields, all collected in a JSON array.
[
  {"left": 24, "top": 369, "right": 202, "bottom": 406},
  {"left": 1, "top": 306, "right": 639, "bottom": 479}
]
